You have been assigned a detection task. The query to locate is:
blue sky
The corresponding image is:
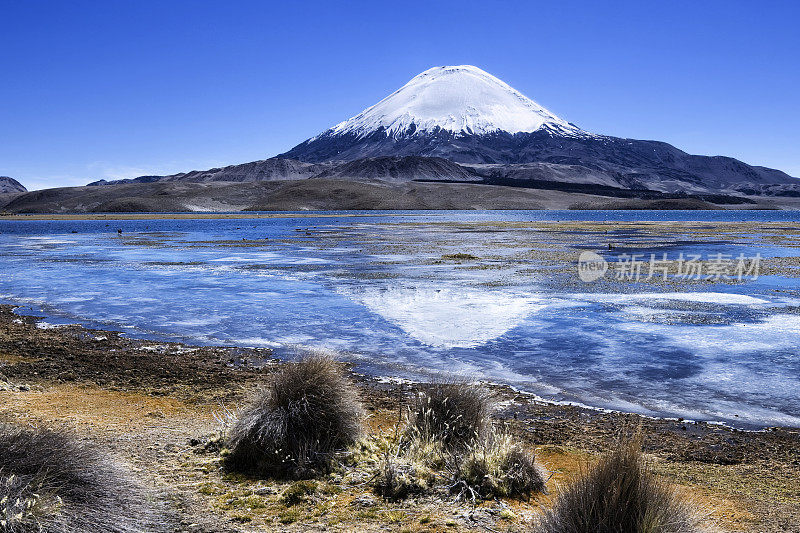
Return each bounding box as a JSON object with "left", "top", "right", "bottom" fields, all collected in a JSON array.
[{"left": 1, "top": 0, "right": 798, "bottom": 190}]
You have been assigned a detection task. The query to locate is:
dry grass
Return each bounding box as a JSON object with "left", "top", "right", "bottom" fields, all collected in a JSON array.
[
  {"left": 373, "top": 443, "right": 438, "bottom": 501},
  {"left": 0, "top": 384, "right": 213, "bottom": 432},
  {"left": 405, "top": 380, "right": 494, "bottom": 452},
  {"left": 224, "top": 355, "right": 364, "bottom": 479},
  {"left": 0, "top": 423, "right": 169, "bottom": 532},
  {"left": 0, "top": 385, "right": 772, "bottom": 532},
  {"left": 535, "top": 439, "right": 707, "bottom": 533},
  {"left": 453, "top": 431, "right": 548, "bottom": 500},
  {"left": 375, "top": 382, "right": 548, "bottom": 503}
]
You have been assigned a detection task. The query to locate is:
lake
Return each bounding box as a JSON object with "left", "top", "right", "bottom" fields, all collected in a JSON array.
[{"left": 2, "top": 210, "right": 799, "bottom": 428}]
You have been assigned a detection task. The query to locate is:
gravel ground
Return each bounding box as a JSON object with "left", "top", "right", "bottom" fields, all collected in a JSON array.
[{"left": 1, "top": 305, "right": 798, "bottom": 532}]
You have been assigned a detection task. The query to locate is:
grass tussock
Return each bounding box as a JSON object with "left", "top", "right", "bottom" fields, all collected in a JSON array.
[
  {"left": 374, "top": 458, "right": 432, "bottom": 501},
  {"left": 535, "top": 439, "right": 706, "bottom": 533},
  {"left": 453, "top": 431, "right": 547, "bottom": 500},
  {"left": 373, "top": 441, "right": 438, "bottom": 501},
  {"left": 372, "top": 380, "right": 548, "bottom": 502},
  {"left": 405, "top": 381, "right": 493, "bottom": 452},
  {"left": 0, "top": 423, "right": 167, "bottom": 533},
  {"left": 224, "top": 355, "right": 364, "bottom": 479}
]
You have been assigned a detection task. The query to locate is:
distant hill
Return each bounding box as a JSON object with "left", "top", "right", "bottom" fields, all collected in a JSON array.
[
  {"left": 8, "top": 65, "right": 798, "bottom": 212},
  {"left": 87, "top": 158, "right": 328, "bottom": 186},
  {"left": 0, "top": 176, "right": 27, "bottom": 194}
]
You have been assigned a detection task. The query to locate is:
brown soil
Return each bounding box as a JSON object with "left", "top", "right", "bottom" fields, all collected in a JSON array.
[{"left": 1, "top": 305, "right": 798, "bottom": 532}]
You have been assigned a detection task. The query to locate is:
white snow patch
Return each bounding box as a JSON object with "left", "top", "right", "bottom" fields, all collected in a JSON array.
[
  {"left": 35, "top": 322, "right": 68, "bottom": 330},
  {"left": 23, "top": 237, "right": 75, "bottom": 245},
  {"left": 327, "top": 65, "right": 592, "bottom": 139}
]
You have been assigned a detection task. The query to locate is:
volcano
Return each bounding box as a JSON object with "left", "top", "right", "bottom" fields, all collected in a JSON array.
[
  {"left": 280, "top": 65, "right": 796, "bottom": 196},
  {"left": 11, "top": 65, "right": 798, "bottom": 213}
]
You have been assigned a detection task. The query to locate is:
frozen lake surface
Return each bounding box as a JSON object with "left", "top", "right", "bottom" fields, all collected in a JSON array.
[{"left": 2, "top": 210, "right": 799, "bottom": 428}]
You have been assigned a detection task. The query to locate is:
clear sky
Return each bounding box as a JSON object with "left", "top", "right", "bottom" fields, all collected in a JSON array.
[{"left": 1, "top": 0, "right": 798, "bottom": 190}]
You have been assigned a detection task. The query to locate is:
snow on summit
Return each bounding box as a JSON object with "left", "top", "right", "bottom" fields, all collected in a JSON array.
[{"left": 329, "top": 65, "right": 587, "bottom": 138}]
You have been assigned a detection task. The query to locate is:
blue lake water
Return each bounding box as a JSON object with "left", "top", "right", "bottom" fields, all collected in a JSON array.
[{"left": 1, "top": 210, "right": 799, "bottom": 428}]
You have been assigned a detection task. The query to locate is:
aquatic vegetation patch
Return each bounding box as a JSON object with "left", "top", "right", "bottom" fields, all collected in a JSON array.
[{"left": 441, "top": 253, "right": 479, "bottom": 261}]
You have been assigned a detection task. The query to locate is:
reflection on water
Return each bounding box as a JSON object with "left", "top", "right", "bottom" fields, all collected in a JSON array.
[
  {"left": 1, "top": 210, "right": 799, "bottom": 428},
  {"left": 352, "top": 285, "right": 544, "bottom": 348}
]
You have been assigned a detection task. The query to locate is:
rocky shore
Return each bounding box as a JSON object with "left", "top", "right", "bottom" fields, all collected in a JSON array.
[{"left": 0, "top": 304, "right": 798, "bottom": 531}]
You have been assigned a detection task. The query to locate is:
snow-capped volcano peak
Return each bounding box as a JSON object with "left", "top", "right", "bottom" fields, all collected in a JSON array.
[
  {"left": 280, "top": 65, "right": 602, "bottom": 163},
  {"left": 328, "top": 65, "right": 587, "bottom": 138}
]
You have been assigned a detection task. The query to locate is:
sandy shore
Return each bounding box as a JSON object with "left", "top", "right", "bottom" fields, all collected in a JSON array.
[{"left": 1, "top": 305, "right": 798, "bottom": 532}]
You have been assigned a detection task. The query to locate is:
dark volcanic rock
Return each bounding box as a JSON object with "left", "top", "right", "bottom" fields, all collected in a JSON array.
[
  {"left": 311, "top": 156, "right": 482, "bottom": 183},
  {"left": 0, "top": 176, "right": 27, "bottom": 194},
  {"left": 280, "top": 129, "right": 797, "bottom": 194}
]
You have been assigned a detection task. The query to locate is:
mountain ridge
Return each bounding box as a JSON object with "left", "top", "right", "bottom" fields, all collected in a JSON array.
[
  {"left": 279, "top": 65, "right": 796, "bottom": 195},
  {"left": 18, "top": 64, "right": 797, "bottom": 212}
]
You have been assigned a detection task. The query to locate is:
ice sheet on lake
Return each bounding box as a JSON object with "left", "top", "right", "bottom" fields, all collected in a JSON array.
[
  {"left": 581, "top": 292, "right": 771, "bottom": 306},
  {"left": 618, "top": 313, "right": 800, "bottom": 353}
]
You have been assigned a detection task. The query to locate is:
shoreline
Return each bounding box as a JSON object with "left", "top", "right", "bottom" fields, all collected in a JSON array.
[
  {"left": 2, "top": 207, "right": 800, "bottom": 222},
  {"left": 1, "top": 304, "right": 799, "bottom": 531},
  {"left": 6, "top": 300, "right": 788, "bottom": 432}
]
